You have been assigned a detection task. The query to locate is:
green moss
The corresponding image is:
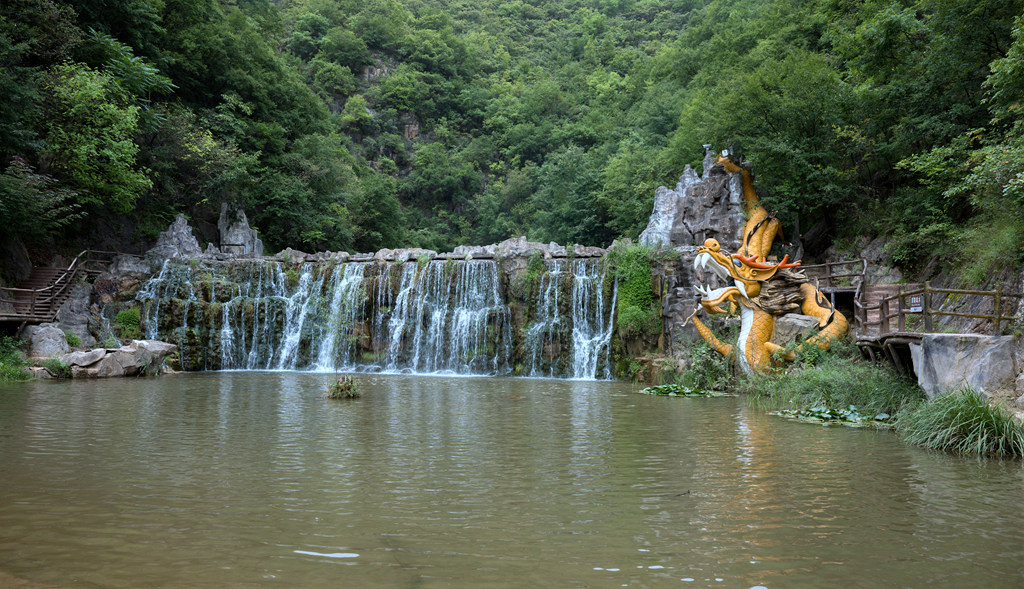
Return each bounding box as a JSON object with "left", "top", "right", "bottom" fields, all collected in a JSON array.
[{"left": 606, "top": 243, "right": 658, "bottom": 337}]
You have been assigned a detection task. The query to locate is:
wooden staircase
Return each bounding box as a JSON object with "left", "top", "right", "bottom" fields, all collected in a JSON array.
[{"left": 0, "top": 250, "right": 132, "bottom": 325}]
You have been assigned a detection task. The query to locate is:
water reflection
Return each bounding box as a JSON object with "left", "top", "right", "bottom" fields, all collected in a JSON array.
[{"left": 0, "top": 374, "right": 1022, "bottom": 588}]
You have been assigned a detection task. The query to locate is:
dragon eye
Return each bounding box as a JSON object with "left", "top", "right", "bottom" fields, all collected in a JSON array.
[{"left": 732, "top": 258, "right": 741, "bottom": 267}]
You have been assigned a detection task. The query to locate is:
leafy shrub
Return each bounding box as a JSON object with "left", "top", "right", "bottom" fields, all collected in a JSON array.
[
  {"left": 63, "top": 330, "right": 81, "bottom": 347},
  {"left": 114, "top": 307, "right": 142, "bottom": 340},
  {"left": 606, "top": 242, "right": 658, "bottom": 337},
  {"left": 896, "top": 388, "right": 1024, "bottom": 456},
  {"left": 0, "top": 336, "right": 29, "bottom": 381}
]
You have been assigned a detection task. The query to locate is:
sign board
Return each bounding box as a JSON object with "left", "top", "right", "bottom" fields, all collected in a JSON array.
[{"left": 907, "top": 294, "right": 923, "bottom": 313}]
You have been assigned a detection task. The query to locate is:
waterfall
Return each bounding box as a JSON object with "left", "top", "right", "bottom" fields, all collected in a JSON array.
[
  {"left": 137, "top": 258, "right": 518, "bottom": 375},
  {"left": 521, "top": 258, "right": 617, "bottom": 379}
]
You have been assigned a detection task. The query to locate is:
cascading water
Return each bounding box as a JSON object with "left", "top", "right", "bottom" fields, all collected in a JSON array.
[
  {"left": 137, "top": 258, "right": 516, "bottom": 375},
  {"left": 521, "top": 258, "right": 616, "bottom": 379}
]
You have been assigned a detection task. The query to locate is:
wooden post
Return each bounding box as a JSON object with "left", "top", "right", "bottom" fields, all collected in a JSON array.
[
  {"left": 897, "top": 287, "right": 906, "bottom": 332},
  {"left": 923, "top": 281, "right": 932, "bottom": 333},
  {"left": 880, "top": 297, "right": 890, "bottom": 335},
  {"left": 994, "top": 286, "right": 1002, "bottom": 333},
  {"left": 825, "top": 262, "right": 832, "bottom": 288}
]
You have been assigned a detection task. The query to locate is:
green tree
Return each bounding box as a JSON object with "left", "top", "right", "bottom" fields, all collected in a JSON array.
[{"left": 42, "top": 62, "right": 151, "bottom": 213}]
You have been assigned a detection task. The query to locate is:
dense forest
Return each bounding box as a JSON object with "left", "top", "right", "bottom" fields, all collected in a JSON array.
[{"left": 1, "top": 0, "right": 1022, "bottom": 281}]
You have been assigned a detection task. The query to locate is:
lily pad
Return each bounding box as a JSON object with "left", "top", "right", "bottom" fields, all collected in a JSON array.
[{"left": 639, "top": 383, "right": 730, "bottom": 397}]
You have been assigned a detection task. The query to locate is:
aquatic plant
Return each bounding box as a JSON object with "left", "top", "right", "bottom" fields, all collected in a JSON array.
[
  {"left": 640, "top": 383, "right": 728, "bottom": 397},
  {"left": 325, "top": 375, "right": 360, "bottom": 399},
  {"left": 773, "top": 405, "right": 892, "bottom": 427},
  {"left": 896, "top": 388, "right": 1024, "bottom": 457}
]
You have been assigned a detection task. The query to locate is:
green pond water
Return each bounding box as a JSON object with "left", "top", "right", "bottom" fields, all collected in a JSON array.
[{"left": 0, "top": 373, "right": 1021, "bottom": 588}]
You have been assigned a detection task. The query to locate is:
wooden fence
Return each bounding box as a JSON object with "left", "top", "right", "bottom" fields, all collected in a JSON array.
[{"left": 856, "top": 281, "right": 1024, "bottom": 337}]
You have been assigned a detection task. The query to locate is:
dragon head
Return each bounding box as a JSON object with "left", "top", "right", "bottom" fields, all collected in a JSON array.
[{"left": 693, "top": 238, "right": 801, "bottom": 310}]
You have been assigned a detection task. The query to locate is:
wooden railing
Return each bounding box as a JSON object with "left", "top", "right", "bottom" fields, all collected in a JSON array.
[
  {"left": 856, "top": 281, "right": 1024, "bottom": 338},
  {"left": 0, "top": 250, "right": 142, "bottom": 323}
]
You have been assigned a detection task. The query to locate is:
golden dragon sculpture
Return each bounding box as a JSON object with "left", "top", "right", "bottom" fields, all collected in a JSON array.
[{"left": 687, "top": 153, "right": 848, "bottom": 373}]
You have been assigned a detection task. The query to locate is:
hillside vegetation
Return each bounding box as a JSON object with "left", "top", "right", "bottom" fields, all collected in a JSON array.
[{"left": 1, "top": 0, "right": 1022, "bottom": 279}]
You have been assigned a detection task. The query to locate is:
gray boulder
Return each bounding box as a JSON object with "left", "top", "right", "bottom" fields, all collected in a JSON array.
[
  {"left": 452, "top": 245, "right": 496, "bottom": 258},
  {"left": 909, "top": 334, "right": 1016, "bottom": 399},
  {"left": 94, "top": 340, "right": 177, "bottom": 377},
  {"left": 218, "top": 203, "right": 264, "bottom": 257},
  {"left": 772, "top": 314, "right": 822, "bottom": 347},
  {"left": 23, "top": 323, "right": 69, "bottom": 358},
  {"left": 60, "top": 348, "right": 107, "bottom": 367}
]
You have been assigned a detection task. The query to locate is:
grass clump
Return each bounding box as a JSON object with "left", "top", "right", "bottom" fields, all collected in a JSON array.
[
  {"left": 324, "top": 375, "right": 360, "bottom": 400},
  {"left": 42, "top": 357, "right": 71, "bottom": 379},
  {"left": 0, "top": 335, "right": 29, "bottom": 381},
  {"left": 895, "top": 388, "right": 1024, "bottom": 457}
]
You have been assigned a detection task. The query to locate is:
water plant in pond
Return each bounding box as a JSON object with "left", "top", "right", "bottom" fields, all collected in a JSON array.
[
  {"left": 639, "top": 383, "right": 729, "bottom": 397},
  {"left": 325, "top": 375, "right": 360, "bottom": 399},
  {"left": 773, "top": 405, "right": 891, "bottom": 427},
  {"left": 895, "top": 388, "right": 1024, "bottom": 456}
]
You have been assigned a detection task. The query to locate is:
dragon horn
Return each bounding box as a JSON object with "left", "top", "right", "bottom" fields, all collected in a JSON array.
[{"left": 732, "top": 253, "right": 802, "bottom": 269}]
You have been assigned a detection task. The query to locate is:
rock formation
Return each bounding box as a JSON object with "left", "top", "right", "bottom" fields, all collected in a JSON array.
[
  {"left": 146, "top": 214, "right": 203, "bottom": 266},
  {"left": 218, "top": 203, "right": 264, "bottom": 257},
  {"left": 638, "top": 148, "right": 747, "bottom": 252}
]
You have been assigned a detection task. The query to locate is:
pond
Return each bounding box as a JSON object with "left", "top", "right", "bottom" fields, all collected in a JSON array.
[{"left": 1, "top": 373, "right": 1022, "bottom": 588}]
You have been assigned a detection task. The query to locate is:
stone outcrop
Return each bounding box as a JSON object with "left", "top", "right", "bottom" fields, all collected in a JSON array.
[
  {"left": 60, "top": 340, "right": 177, "bottom": 378},
  {"left": 54, "top": 283, "right": 97, "bottom": 347},
  {"left": 638, "top": 148, "right": 747, "bottom": 252},
  {"left": 147, "top": 214, "right": 203, "bottom": 265},
  {"left": 909, "top": 334, "right": 1016, "bottom": 399},
  {"left": 218, "top": 203, "right": 264, "bottom": 257},
  {"left": 23, "top": 323, "right": 69, "bottom": 358}
]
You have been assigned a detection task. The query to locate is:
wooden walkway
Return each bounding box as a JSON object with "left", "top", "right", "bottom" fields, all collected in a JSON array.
[
  {"left": 0, "top": 250, "right": 136, "bottom": 325},
  {"left": 853, "top": 282, "right": 1023, "bottom": 375}
]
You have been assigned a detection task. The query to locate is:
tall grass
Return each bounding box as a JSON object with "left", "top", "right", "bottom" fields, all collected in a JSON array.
[
  {"left": 738, "top": 338, "right": 924, "bottom": 418},
  {"left": 896, "top": 388, "right": 1024, "bottom": 456}
]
